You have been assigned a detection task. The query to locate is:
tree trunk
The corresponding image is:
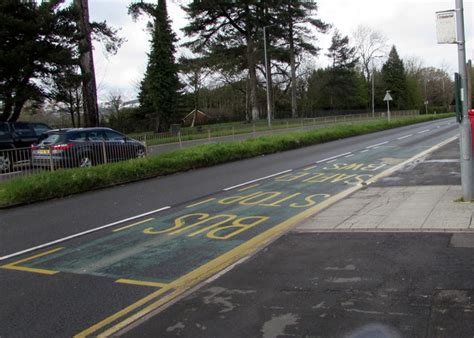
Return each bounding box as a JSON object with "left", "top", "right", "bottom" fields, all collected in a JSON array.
[
  {"left": 288, "top": 4, "right": 297, "bottom": 118},
  {"left": 246, "top": 38, "right": 259, "bottom": 121},
  {"left": 0, "top": 94, "right": 13, "bottom": 122},
  {"left": 75, "top": 0, "right": 99, "bottom": 127}
]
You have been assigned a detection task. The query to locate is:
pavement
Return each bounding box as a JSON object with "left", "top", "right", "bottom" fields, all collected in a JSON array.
[{"left": 123, "top": 138, "right": 474, "bottom": 337}]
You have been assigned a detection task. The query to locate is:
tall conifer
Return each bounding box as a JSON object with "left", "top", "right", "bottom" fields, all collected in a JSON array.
[{"left": 129, "top": 0, "right": 181, "bottom": 131}]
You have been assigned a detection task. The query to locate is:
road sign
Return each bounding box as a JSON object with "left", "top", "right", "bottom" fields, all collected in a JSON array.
[
  {"left": 383, "top": 92, "right": 393, "bottom": 101},
  {"left": 436, "top": 10, "right": 457, "bottom": 44}
]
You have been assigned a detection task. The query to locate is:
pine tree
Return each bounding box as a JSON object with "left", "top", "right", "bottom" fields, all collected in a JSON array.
[
  {"left": 129, "top": 0, "right": 181, "bottom": 132},
  {"left": 323, "top": 31, "right": 365, "bottom": 109},
  {"left": 0, "top": 0, "right": 76, "bottom": 122},
  {"left": 381, "top": 46, "right": 408, "bottom": 109}
]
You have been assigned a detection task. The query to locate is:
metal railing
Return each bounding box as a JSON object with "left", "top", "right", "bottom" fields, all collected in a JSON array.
[
  {"left": 0, "top": 110, "right": 419, "bottom": 182},
  {"left": 136, "top": 110, "right": 419, "bottom": 150},
  {"left": 0, "top": 140, "right": 147, "bottom": 182}
]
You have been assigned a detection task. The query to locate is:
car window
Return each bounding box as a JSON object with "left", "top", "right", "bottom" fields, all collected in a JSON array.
[
  {"left": 105, "top": 130, "right": 125, "bottom": 141},
  {"left": 39, "top": 133, "right": 66, "bottom": 145},
  {"left": 87, "top": 130, "right": 106, "bottom": 141},
  {"left": 68, "top": 131, "right": 87, "bottom": 142},
  {"left": 32, "top": 123, "right": 51, "bottom": 136},
  {"left": 0, "top": 124, "right": 12, "bottom": 140},
  {"left": 12, "top": 123, "right": 35, "bottom": 137}
]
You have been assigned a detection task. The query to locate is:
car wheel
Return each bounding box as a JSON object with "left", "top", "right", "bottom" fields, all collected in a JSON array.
[
  {"left": 0, "top": 154, "right": 12, "bottom": 173},
  {"left": 136, "top": 148, "right": 146, "bottom": 158},
  {"left": 79, "top": 155, "right": 93, "bottom": 168}
]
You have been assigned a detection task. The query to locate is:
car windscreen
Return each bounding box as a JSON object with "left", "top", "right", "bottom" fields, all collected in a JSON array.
[{"left": 39, "top": 133, "right": 67, "bottom": 145}]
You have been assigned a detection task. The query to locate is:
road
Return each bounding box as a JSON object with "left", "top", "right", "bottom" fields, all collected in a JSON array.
[{"left": 0, "top": 117, "right": 458, "bottom": 337}]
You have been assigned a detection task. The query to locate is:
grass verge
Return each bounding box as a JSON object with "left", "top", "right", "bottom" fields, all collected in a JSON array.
[{"left": 0, "top": 114, "right": 453, "bottom": 207}]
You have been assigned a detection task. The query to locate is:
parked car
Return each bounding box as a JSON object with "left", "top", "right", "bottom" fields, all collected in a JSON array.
[
  {"left": 31, "top": 127, "right": 147, "bottom": 169},
  {"left": 0, "top": 122, "right": 52, "bottom": 172}
]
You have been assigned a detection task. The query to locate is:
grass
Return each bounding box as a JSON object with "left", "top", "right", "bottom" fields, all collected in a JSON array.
[{"left": 0, "top": 113, "right": 454, "bottom": 207}]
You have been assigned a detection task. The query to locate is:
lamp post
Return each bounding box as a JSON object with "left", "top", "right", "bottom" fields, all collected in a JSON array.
[
  {"left": 263, "top": 25, "right": 275, "bottom": 128},
  {"left": 371, "top": 55, "right": 384, "bottom": 118}
]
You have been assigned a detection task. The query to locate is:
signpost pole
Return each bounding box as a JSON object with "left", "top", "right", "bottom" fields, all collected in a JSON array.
[
  {"left": 455, "top": 0, "right": 473, "bottom": 201},
  {"left": 384, "top": 90, "right": 393, "bottom": 123}
]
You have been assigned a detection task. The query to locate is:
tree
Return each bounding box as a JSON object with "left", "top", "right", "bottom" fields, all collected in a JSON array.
[
  {"left": 0, "top": 0, "right": 76, "bottom": 122},
  {"left": 179, "top": 56, "right": 212, "bottom": 112},
  {"left": 0, "top": 0, "right": 122, "bottom": 123},
  {"left": 74, "top": 0, "right": 99, "bottom": 127},
  {"left": 381, "top": 46, "right": 408, "bottom": 109},
  {"left": 50, "top": 66, "right": 83, "bottom": 127},
  {"left": 129, "top": 0, "right": 181, "bottom": 132},
  {"left": 274, "top": 0, "right": 328, "bottom": 118},
  {"left": 352, "top": 25, "right": 387, "bottom": 83},
  {"left": 327, "top": 30, "right": 358, "bottom": 69},
  {"left": 321, "top": 31, "right": 365, "bottom": 110},
  {"left": 183, "top": 1, "right": 270, "bottom": 121},
  {"left": 352, "top": 25, "right": 387, "bottom": 110}
]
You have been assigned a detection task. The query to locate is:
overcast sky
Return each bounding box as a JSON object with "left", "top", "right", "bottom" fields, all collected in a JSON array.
[{"left": 89, "top": 0, "right": 474, "bottom": 101}]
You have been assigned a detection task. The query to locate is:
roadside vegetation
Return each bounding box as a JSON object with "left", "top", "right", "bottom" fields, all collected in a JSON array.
[{"left": 0, "top": 114, "right": 452, "bottom": 207}]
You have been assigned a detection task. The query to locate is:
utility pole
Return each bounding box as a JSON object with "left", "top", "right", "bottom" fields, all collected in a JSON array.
[
  {"left": 75, "top": 0, "right": 99, "bottom": 127},
  {"left": 263, "top": 25, "right": 274, "bottom": 128},
  {"left": 455, "top": 0, "right": 472, "bottom": 201}
]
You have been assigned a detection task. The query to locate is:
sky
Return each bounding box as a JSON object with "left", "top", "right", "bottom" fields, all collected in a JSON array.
[{"left": 88, "top": 0, "right": 474, "bottom": 101}]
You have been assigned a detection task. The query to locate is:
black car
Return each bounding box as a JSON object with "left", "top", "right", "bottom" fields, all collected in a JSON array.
[
  {"left": 31, "top": 127, "right": 147, "bottom": 169},
  {"left": 0, "top": 122, "right": 52, "bottom": 172}
]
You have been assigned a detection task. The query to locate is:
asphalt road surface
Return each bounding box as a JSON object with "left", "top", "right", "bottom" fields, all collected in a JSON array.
[{"left": 0, "top": 117, "right": 459, "bottom": 337}]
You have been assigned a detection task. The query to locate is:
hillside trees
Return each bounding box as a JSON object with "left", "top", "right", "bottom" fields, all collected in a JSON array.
[{"left": 129, "top": 0, "right": 182, "bottom": 132}]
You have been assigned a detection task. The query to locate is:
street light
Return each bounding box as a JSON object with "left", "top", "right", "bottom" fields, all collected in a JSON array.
[
  {"left": 263, "top": 24, "right": 275, "bottom": 128},
  {"left": 371, "top": 55, "right": 384, "bottom": 118}
]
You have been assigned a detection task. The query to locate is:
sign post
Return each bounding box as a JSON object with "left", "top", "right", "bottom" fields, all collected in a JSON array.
[
  {"left": 383, "top": 91, "right": 393, "bottom": 122},
  {"left": 436, "top": 1, "right": 472, "bottom": 201}
]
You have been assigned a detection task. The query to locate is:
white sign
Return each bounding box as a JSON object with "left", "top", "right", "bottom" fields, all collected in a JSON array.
[
  {"left": 436, "top": 10, "right": 457, "bottom": 44},
  {"left": 384, "top": 92, "right": 393, "bottom": 101}
]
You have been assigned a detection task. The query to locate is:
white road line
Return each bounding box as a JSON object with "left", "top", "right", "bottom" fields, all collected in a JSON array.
[
  {"left": 360, "top": 149, "right": 369, "bottom": 153},
  {"left": 417, "top": 129, "right": 430, "bottom": 134},
  {"left": 436, "top": 125, "right": 441, "bottom": 128},
  {"left": 316, "top": 152, "right": 352, "bottom": 163},
  {"left": 344, "top": 154, "right": 354, "bottom": 158},
  {"left": 0, "top": 206, "right": 171, "bottom": 261},
  {"left": 366, "top": 141, "right": 389, "bottom": 149},
  {"left": 223, "top": 170, "right": 292, "bottom": 191},
  {"left": 397, "top": 134, "right": 413, "bottom": 140}
]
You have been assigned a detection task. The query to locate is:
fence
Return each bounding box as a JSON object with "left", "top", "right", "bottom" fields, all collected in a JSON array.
[
  {"left": 0, "top": 140, "right": 147, "bottom": 182},
  {"left": 0, "top": 110, "right": 418, "bottom": 182},
  {"left": 134, "top": 110, "right": 419, "bottom": 148}
]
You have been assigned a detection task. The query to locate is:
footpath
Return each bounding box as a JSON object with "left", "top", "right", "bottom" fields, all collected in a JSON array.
[{"left": 124, "top": 139, "right": 474, "bottom": 338}]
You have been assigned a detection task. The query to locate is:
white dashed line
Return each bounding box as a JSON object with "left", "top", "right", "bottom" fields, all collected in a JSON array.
[
  {"left": 366, "top": 141, "right": 389, "bottom": 149},
  {"left": 417, "top": 129, "right": 430, "bottom": 134},
  {"left": 223, "top": 170, "right": 292, "bottom": 191},
  {"left": 0, "top": 206, "right": 172, "bottom": 261},
  {"left": 360, "top": 149, "right": 369, "bottom": 153},
  {"left": 397, "top": 134, "right": 412, "bottom": 140},
  {"left": 344, "top": 154, "right": 354, "bottom": 158},
  {"left": 316, "top": 152, "right": 352, "bottom": 163}
]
